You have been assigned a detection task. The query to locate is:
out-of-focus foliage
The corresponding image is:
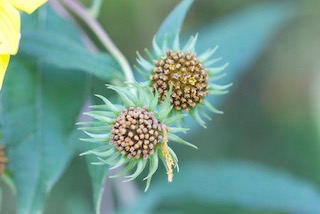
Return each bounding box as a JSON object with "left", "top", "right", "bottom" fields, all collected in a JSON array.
[
  {"left": 1, "top": 0, "right": 320, "bottom": 214},
  {"left": 125, "top": 161, "right": 320, "bottom": 214}
]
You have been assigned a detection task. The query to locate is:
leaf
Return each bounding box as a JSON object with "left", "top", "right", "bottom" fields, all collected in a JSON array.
[
  {"left": 122, "top": 161, "right": 320, "bottom": 214},
  {"left": 19, "top": 32, "right": 121, "bottom": 81},
  {"left": 156, "top": 0, "right": 194, "bottom": 47},
  {"left": 85, "top": 148, "right": 108, "bottom": 214},
  {"left": 1, "top": 6, "right": 89, "bottom": 214}
]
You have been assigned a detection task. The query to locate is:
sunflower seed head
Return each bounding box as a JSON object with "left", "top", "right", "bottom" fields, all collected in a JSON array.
[
  {"left": 150, "top": 50, "right": 209, "bottom": 112},
  {"left": 111, "top": 107, "right": 164, "bottom": 159}
]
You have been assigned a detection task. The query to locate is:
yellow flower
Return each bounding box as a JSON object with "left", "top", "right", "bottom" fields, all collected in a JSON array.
[{"left": 0, "top": 0, "right": 47, "bottom": 90}]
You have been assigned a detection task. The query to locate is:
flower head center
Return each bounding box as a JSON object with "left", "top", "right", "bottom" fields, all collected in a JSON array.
[
  {"left": 111, "top": 107, "right": 164, "bottom": 159},
  {"left": 151, "top": 50, "right": 209, "bottom": 112}
]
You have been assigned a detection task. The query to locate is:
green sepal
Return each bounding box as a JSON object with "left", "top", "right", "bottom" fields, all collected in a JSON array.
[
  {"left": 94, "top": 94, "right": 121, "bottom": 114},
  {"left": 109, "top": 159, "right": 138, "bottom": 178},
  {"left": 152, "top": 36, "right": 162, "bottom": 57},
  {"left": 83, "top": 112, "right": 114, "bottom": 124},
  {"left": 208, "top": 89, "right": 229, "bottom": 95},
  {"left": 81, "top": 147, "right": 116, "bottom": 158},
  {"left": 134, "top": 65, "right": 149, "bottom": 79},
  {"left": 144, "top": 48, "right": 154, "bottom": 61},
  {"left": 182, "top": 34, "right": 198, "bottom": 53},
  {"left": 203, "top": 100, "right": 223, "bottom": 114},
  {"left": 158, "top": 105, "right": 173, "bottom": 122},
  {"left": 204, "top": 57, "right": 222, "bottom": 67},
  {"left": 189, "top": 108, "right": 206, "bottom": 128},
  {"left": 149, "top": 89, "right": 159, "bottom": 112},
  {"left": 83, "top": 131, "right": 110, "bottom": 139},
  {"left": 93, "top": 152, "right": 121, "bottom": 165},
  {"left": 208, "top": 63, "right": 229, "bottom": 75},
  {"left": 129, "top": 81, "right": 152, "bottom": 106},
  {"left": 80, "top": 145, "right": 113, "bottom": 156},
  {"left": 158, "top": 86, "right": 173, "bottom": 118},
  {"left": 137, "top": 51, "right": 154, "bottom": 70},
  {"left": 77, "top": 125, "right": 110, "bottom": 132},
  {"left": 210, "top": 73, "right": 226, "bottom": 81},
  {"left": 86, "top": 110, "right": 116, "bottom": 118},
  {"left": 124, "top": 158, "right": 148, "bottom": 182},
  {"left": 144, "top": 153, "right": 159, "bottom": 192},
  {"left": 168, "top": 127, "right": 189, "bottom": 134},
  {"left": 110, "top": 156, "right": 130, "bottom": 170},
  {"left": 172, "top": 29, "right": 180, "bottom": 51},
  {"left": 163, "top": 113, "right": 186, "bottom": 125},
  {"left": 198, "top": 46, "right": 219, "bottom": 61},
  {"left": 80, "top": 137, "right": 110, "bottom": 144},
  {"left": 211, "top": 83, "right": 233, "bottom": 91},
  {"left": 107, "top": 85, "right": 135, "bottom": 108},
  {"left": 168, "top": 133, "right": 197, "bottom": 149},
  {"left": 161, "top": 34, "right": 168, "bottom": 53}
]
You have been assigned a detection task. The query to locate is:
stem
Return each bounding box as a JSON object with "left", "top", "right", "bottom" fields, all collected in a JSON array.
[{"left": 61, "top": 0, "right": 135, "bottom": 86}]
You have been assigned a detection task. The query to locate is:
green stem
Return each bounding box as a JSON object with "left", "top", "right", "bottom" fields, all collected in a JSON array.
[{"left": 61, "top": 0, "right": 135, "bottom": 86}]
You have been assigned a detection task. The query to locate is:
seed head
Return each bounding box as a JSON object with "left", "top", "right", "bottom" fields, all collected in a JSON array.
[
  {"left": 151, "top": 50, "right": 209, "bottom": 112},
  {"left": 137, "top": 33, "right": 230, "bottom": 127},
  {"left": 111, "top": 107, "right": 164, "bottom": 159},
  {"left": 78, "top": 83, "right": 196, "bottom": 191}
]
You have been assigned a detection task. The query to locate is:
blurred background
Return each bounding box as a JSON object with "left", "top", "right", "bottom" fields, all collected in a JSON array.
[{"left": 3, "top": 0, "right": 320, "bottom": 213}]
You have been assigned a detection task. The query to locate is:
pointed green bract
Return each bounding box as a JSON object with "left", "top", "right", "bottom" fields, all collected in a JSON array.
[
  {"left": 164, "top": 114, "right": 187, "bottom": 125},
  {"left": 144, "top": 154, "right": 159, "bottom": 192},
  {"left": 109, "top": 160, "right": 138, "bottom": 179},
  {"left": 124, "top": 159, "right": 148, "bottom": 182},
  {"left": 168, "top": 133, "right": 197, "bottom": 149}
]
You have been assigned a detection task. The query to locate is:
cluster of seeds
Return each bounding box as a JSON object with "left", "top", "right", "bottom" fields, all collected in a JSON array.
[
  {"left": 0, "top": 146, "right": 7, "bottom": 177},
  {"left": 150, "top": 50, "right": 209, "bottom": 112},
  {"left": 111, "top": 107, "right": 164, "bottom": 159}
]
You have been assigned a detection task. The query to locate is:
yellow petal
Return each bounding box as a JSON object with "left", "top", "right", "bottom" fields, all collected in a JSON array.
[
  {"left": 9, "top": 0, "right": 47, "bottom": 14},
  {"left": 0, "top": 0, "right": 20, "bottom": 54},
  {"left": 0, "top": 54, "right": 10, "bottom": 90}
]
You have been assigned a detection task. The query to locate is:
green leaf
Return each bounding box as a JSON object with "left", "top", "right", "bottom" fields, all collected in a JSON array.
[
  {"left": 19, "top": 32, "right": 121, "bottom": 81},
  {"left": 122, "top": 161, "right": 320, "bottom": 214},
  {"left": 2, "top": 58, "right": 87, "bottom": 214},
  {"left": 156, "top": 0, "right": 194, "bottom": 47},
  {"left": 85, "top": 148, "right": 108, "bottom": 214},
  {"left": 1, "top": 6, "right": 89, "bottom": 214}
]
